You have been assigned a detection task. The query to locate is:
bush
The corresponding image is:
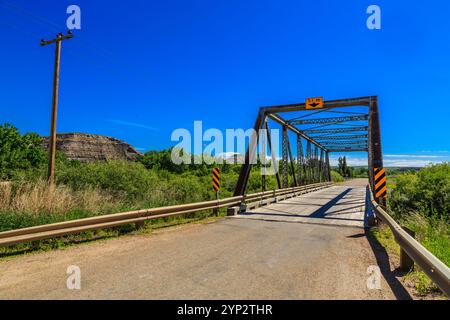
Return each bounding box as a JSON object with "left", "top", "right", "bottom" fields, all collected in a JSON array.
[
  {"left": 389, "top": 163, "right": 449, "bottom": 220},
  {"left": 0, "top": 123, "right": 46, "bottom": 179},
  {"left": 56, "top": 161, "right": 160, "bottom": 200},
  {"left": 379, "top": 163, "right": 450, "bottom": 296},
  {"left": 330, "top": 170, "right": 344, "bottom": 182}
]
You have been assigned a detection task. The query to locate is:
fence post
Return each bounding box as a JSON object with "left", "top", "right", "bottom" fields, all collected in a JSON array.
[
  {"left": 135, "top": 221, "right": 145, "bottom": 230},
  {"left": 400, "top": 226, "right": 415, "bottom": 272}
]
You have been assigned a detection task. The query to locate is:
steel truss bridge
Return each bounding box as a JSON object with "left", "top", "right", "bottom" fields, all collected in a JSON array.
[{"left": 233, "top": 96, "right": 385, "bottom": 206}]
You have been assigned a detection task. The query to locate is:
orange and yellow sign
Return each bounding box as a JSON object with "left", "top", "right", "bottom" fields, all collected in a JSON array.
[{"left": 306, "top": 97, "right": 324, "bottom": 110}]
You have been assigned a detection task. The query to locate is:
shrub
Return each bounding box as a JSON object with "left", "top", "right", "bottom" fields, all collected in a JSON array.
[
  {"left": 0, "top": 123, "right": 46, "bottom": 179},
  {"left": 389, "top": 163, "right": 449, "bottom": 220},
  {"left": 330, "top": 170, "right": 344, "bottom": 182}
]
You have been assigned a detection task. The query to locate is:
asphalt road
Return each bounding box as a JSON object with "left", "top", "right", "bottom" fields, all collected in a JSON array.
[{"left": 0, "top": 179, "right": 411, "bottom": 299}]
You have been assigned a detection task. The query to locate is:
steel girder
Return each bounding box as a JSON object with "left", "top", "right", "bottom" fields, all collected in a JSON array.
[
  {"left": 319, "top": 149, "right": 324, "bottom": 182},
  {"left": 261, "top": 96, "right": 372, "bottom": 114},
  {"left": 282, "top": 126, "right": 289, "bottom": 188},
  {"left": 328, "top": 148, "right": 368, "bottom": 152},
  {"left": 314, "top": 134, "right": 368, "bottom": 141},
  {"left": 306, "top": 126, "right": 368, "bottom": 135},
  {"left": 314, "top": 146, "right": 319, "bottom": 182},
  {"left": 325, "top": 152, "right": 331, "bottom": 181},
  {"left": 290, "top": 115, "right": 368, "bottom": 125},
  {"left": 268, "top": 113, "right": 328, "bottom": 151},
  {"left": 320, "top": 140, "right": 368, "bottom": 147},
  {"left": 306, "top": 141, "right": 312, "bottom": 184},
  {"left": 368, "top": 96, "right": 385, "bottom": 206},
  {"left": 233, "top": 109, "right": 265, "bottom": 196},
  {"left": 297, "top": 135, "right": 306, "bottom": 185},
  {"left": 265, "top": 121, "right": 281, "bottom": 189}
]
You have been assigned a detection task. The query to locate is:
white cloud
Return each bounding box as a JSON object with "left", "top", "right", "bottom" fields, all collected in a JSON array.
[
  {"left": 329, "top": 153, "right": 448, "bottom": 167},
  {"left": 384, "top": 154, "right": 445, "bottom": 158},
  {"left": 383, "top": 159, "right": 443, "bottom": 167}
]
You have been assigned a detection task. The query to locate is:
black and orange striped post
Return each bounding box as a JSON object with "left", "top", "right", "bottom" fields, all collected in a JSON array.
[
  {"left": 212, "top": 167, "right": 220, "bottom": 215},
  {"left": 212, "top": 167, "right": 220, "bottom": 194},
  {"left": 374, "top": 167, "right": 387, "bottom": 204}
]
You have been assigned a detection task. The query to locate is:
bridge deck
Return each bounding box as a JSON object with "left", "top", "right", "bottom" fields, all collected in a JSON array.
[{"left": 236, "top": 180, "right": 368, "bottom": 228}]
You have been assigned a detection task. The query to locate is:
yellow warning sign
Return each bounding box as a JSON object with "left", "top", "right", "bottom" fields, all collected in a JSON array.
[
  {"left": 374, "top": 167, "right": 387, "bottom": 199},
  {"left": 306, "top": 97, "right": 324, "bottom": 110},
  {"left": 212, "top": 167, "right": 220, "bottom": 193}
]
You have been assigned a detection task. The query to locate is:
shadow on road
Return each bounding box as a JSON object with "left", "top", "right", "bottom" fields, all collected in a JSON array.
[
  {"left": 364, "top": 229, "right": 413, "bottom": 300},
  {"left": 309, "top": 188, "right": 352, "bottom": 218},
  {"left": 360, "top": 186, "right": 412, "bottom": 300}
]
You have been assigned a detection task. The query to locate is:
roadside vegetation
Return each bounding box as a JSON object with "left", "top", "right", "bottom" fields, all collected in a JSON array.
[
  {"left": 330, "top": 170, "right": 344, "bottom": 182},
  {"left": 0, "top": 124, "right": 281, "bottom": 255},
  {"left": 370, "top": 163, "right": 449, "bottom": 298}
]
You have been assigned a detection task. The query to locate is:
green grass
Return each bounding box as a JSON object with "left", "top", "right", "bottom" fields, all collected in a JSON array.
[{"left": 370, "top": 211, "right": 449, "bottom": 297}]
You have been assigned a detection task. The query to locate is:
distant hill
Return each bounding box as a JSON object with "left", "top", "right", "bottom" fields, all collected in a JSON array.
[{"left": 42, "top": 133, "right": 141, "bottom": 162}]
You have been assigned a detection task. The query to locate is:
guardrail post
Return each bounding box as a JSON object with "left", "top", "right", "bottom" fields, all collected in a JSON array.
[
  {"left": 227, "top": 207, "right": 240, "bottom": 216},
  {"left": 135, "top": 221, "right": 145, "bottom": 230},
  {"left": 400, "top": 226, "right": 415, "bottom": 272}
]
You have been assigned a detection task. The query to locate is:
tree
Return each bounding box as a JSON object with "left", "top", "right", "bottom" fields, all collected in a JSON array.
[
  {"left": 337, "top": 156, "right": 353, "bottom": 178},
  {"left": 0, "top": 123, "right": 46, "bottom": 179}
]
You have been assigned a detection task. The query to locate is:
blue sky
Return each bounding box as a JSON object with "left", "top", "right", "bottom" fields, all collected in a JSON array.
[{"left": 1, "top": 0, "right": 449, "bottom": 166}]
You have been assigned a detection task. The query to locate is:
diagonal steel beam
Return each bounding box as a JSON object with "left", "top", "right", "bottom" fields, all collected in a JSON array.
[
  {"left": 267, "top": 112, "right": 328, "bottom": 151},
  {"left": 265, "top": 121, "right": 281, "bottom": 189}
]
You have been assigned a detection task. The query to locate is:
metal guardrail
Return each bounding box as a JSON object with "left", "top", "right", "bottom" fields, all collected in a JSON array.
[
  {"left": 369, "top": 187, "right": 450, "bottom": 297},
  {"left": 0, "top": 182, "right": 333, "bottom": 247}
]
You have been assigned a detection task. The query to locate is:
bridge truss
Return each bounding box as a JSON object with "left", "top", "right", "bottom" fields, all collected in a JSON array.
[{"left": 233, "top": 96, "right": 385, "bottom": 205}]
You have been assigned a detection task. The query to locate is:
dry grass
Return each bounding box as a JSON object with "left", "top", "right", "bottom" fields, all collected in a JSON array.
[{"left": 0, "top": 180, "right": 119, "bottom": 217}]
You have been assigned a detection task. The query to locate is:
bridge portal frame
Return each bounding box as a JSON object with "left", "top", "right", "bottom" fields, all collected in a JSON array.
[{"left": 233, "top": 96, "right": 385, "bottom": 206}]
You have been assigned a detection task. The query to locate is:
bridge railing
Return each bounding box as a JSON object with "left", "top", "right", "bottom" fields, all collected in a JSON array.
[
  {"left": 369, "top": 187, "right": 450, "bottom": 296},
  {"left": 0, "top": 182, "right": 333, "bottom": 247}
]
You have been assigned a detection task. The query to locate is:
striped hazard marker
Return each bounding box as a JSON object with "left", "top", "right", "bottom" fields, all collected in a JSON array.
[
  {"left": 212, "top": 167, "right": 220, "bottom": 193},
  {"left": 374, "top": 167, "right": 387, "bottom": 198}
]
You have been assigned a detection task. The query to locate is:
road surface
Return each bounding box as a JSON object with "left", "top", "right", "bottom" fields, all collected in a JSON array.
[{"left": 0, "top": 179, "right": 411, "bottom": 299}]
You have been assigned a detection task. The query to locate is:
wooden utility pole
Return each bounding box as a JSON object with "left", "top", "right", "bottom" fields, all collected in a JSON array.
[{"left": 40, "top": 32, "right": 73, "bottom": 185}]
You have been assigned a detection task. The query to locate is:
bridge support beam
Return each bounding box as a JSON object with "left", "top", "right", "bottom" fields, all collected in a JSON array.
[
  {"left": 306, "top": 141, "right": 312, "bottom": 184},
  {"left": 368, "top": 96, "right": 385, "bottom": 206},
  {"left": 319, "top": 149, "right": 324, "bottom": 182},
  {"left": 234, "top": 110, "right": 265, "bottom": 196},
  {"left": 325, "top": 151, "right": 331, "bottom": 182},
  {"left": 286, "top": 128, "right": 298, "bottom": 187},
  {"left": 282, "top": 125, "right": 289, "bottom": 188},
  {"left": 297, "top": 134, "right": 305, "bottom": 185},
  {"left": 265, "top": 121, "right": 281, "bottom": 189}
]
